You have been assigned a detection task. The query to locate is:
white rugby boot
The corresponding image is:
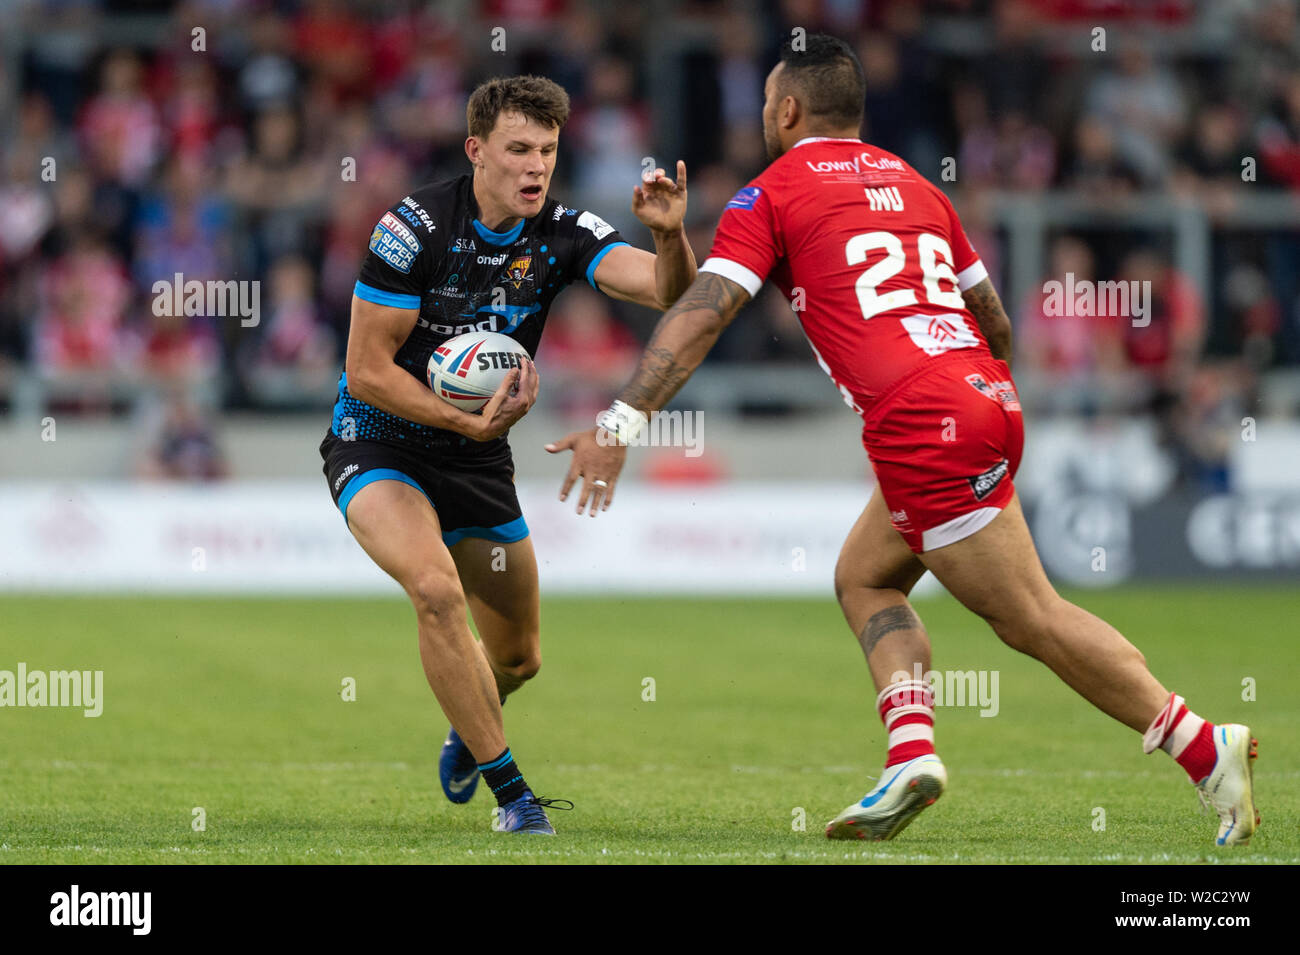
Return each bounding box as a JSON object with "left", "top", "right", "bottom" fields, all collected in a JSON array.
[
  {"left": 826, "top": 754, "right": 946, "bottom": 841},
  {"left": 1195, "top": 723, "right": 1259, "bottom": 847}
]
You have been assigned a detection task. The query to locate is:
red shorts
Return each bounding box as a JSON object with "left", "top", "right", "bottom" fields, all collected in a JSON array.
[{"left": 862, "top": 355, "right": 1024, "bottom": 553}]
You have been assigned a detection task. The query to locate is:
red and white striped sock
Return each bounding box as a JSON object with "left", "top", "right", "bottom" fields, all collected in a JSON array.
[
  {"left": 1142, "top": 692, "right": 1217, "bottom": 782},
  {"left": 877, "top": 678, "right": 935, "bottom": 768}
]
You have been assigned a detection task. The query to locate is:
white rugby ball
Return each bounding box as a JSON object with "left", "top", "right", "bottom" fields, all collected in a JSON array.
[{"left": 427, "top": 331, "right": 531, "bottom": 413}]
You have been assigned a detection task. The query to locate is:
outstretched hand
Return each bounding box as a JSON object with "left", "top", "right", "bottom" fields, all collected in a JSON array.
[
  {"left": 545, "top": 427, "right": 627, "bottom": 516},
  {"left": 632, "top": 160, "right": 687, "bottom": 234}
]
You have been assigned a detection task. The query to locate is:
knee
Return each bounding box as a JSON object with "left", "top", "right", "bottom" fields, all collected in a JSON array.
[
  {"left": 494, "top": 646, "right": 542, "bottom": 682},
  {"left": 989, "top": 615, "right": 1041, "bottom": 655},
  {"left": 833, "top": 561, "right": 854, "bottom": 605},
  {"left": 834, "top": 560, "right": 907, "bottom": 610},
  {"left": 834, "top": 557, "right": 881, "bottom": 606},
  {"left": 408, "top": 570, "right": 465, "bottom": 623},
  {"left": 983, "top": 594, "right": 1059, "bottom": 655}
]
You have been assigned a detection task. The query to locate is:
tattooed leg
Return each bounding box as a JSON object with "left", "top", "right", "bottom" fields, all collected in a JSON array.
[
  {"left": 835, "top": 493, "right": 932, "bottom": 693},
  {"left": 856, "top": 603, "right": 931, "bottom": 691}
]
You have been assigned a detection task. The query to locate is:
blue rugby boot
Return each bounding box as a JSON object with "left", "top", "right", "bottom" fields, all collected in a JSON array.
[
  {"left": 439, "top": 726, "right": 480, "bottom": 804},
  {"left": 494, "top": 791, "right": 573, "bottom": 835}
]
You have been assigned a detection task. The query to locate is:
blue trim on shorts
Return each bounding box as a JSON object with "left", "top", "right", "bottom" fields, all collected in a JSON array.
[
  {"left": 586, "top": 241, "right": 628, "bottom": 288},
  {"left": 441, "top": 516, "right": 530, "bottom": 548},
  {"left": 337, "top": 468, "right": 432, "bottom": 522},
  {"left": 354, "top": 281, "right": 421, "bottom": 309}
]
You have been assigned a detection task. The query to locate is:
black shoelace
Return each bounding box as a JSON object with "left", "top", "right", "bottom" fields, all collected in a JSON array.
[{"left": 528, "top": 795, "right": 574, "bottom": 811}]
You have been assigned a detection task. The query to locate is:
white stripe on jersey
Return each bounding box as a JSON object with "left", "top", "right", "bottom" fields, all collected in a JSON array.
[
  {"left": 956, "top": 259, "right": 988, "bottom": 291},
  {"left": 699, "top": 257, "right": 764, "bottom": 298}
]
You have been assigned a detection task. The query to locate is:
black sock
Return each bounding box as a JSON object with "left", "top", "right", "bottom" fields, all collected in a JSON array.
[{"left": 478, "top": 748, "right": 529, "bottom": 806}]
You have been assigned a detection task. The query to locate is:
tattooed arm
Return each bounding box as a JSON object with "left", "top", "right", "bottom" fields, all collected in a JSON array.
[
  {"left": 545, "top": 272, "right": 751, "bottom": 515},
  {"left": 962, "top": 277, "right": 1013, "bottom": 367},
  {"left": 617, "top": 272, "right": 750, "bottom": 412}
]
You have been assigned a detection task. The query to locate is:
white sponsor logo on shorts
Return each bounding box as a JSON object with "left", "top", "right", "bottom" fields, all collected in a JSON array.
[
  {"left": 335, "top": 463, "right": 359, "bottom": 491},
  {"left": 968, "top": 458, "right": 1009, "bottom": 501}
]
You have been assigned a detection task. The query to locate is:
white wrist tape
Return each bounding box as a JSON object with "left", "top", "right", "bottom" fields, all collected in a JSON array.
[{"left": 596, "top": 400, "right": 649, "bottom": 445}]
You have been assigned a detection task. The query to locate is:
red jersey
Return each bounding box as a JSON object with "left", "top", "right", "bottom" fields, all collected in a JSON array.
[{"left": 701, "top": 137, "right": 991, "bottom": 417}]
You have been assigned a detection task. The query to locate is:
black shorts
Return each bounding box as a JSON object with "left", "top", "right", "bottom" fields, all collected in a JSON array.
[{"left": 320, "top": 431, "right": 529, "bottom": 546}]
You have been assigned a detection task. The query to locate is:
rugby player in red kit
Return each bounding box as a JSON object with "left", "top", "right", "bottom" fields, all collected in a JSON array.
[{"left": 548, "top": 34, "right": 1258, "bottom": 846}]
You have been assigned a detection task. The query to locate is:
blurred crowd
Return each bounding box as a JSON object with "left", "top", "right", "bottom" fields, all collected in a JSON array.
[{"left": 2, "top": 0, "right": 1300, "bottom": 488}]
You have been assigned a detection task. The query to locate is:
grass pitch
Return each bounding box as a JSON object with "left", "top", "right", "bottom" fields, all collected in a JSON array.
[{"left": 0, "top": 587, "right": 1295, "bottom": 864}]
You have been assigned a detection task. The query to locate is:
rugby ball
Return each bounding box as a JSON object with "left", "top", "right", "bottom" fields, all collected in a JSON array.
[{"left": 427, "top": 331, "right": 531, "bottom": 413}]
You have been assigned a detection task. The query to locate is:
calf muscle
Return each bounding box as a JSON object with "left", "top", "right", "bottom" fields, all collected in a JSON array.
[{"left": 918, "top": 494, "right": 1168, "bottom": 731}]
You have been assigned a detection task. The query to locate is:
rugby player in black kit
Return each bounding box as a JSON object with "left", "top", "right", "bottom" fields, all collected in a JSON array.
[{"left": 320, "top": 76, "right": 695, "bottom": 833}]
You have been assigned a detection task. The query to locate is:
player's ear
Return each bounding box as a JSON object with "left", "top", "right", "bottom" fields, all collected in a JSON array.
[
  {"left": 780, "top": 95, "right": 800, "bottom": 131},
  {"left": 465, "top": 137, "right": 481, "bottom": 166}
]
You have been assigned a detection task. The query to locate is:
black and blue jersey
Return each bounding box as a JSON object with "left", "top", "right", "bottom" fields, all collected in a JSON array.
[{"left": 329, "top": 173, "right": 628, "bottom": 456}]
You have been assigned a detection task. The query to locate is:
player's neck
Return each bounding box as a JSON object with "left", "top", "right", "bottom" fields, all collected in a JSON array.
[
  {"left": 470, "top": 172, "right": 522, "bottom": 234},
  {"left": 790, "top": 126, "right": 862, "bottom": 148}
]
